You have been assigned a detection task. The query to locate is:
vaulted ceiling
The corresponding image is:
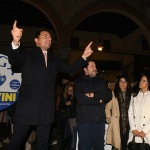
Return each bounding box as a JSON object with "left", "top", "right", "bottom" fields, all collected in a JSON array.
[
  {"left": 76, "top": 12, "right": 138, "bottom": 38},
  {"left": 0, "top": 0, "right": 138, "bottom": 38}
]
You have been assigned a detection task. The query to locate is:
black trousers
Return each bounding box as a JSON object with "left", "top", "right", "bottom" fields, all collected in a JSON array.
[
  {"left": 0, "top": 122, "right": 11, "bottom": 141},
  {"left": 77, "top": 122, "right": 105, "bottom": 150},
  {"left": 7, "top": 123, "right": 51, "bottom": 150}
]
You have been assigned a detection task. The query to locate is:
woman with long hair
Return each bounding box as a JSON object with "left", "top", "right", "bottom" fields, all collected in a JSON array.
[
  {"left": 128, "top": 73, "right": 150, "bottom": 149},
  {"left": 105, "top": 76, "right": 132, "bottom": 150},
  {"left": 59, "top": 84, "right": 76, "bottom": 149}
]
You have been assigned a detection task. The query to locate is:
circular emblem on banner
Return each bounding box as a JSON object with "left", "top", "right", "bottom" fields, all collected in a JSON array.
[{"left": 10, "top": 79, "right": 20, "bottom": 90}]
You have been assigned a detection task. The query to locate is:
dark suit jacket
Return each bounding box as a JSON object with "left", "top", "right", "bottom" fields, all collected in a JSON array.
[
  {"left": 74, "top": 74, "right": 112, "bottom": 123},
  {"left": 8, "top": 45, "right": 87, "bottom": 125}
]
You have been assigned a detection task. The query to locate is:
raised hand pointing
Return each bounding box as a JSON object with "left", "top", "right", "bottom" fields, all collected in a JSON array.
[
  {"left": 11, "top": 20, "right": 23, "bottom": 46},
  {"left": 82, "top": 41, "right": 93, "bottom": 60}
]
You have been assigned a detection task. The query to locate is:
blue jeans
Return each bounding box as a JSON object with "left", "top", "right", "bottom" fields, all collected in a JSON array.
[{"left": 77, "top": 122, "right": 105, "bottom": 150}]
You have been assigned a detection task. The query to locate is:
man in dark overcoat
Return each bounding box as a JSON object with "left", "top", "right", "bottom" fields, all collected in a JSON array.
[{"left": 7, "top": 21, "right": 93, "bottom": 150}]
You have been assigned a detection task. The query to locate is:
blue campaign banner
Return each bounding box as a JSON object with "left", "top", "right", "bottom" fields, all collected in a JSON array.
[{"left": 0, "top": 54, "right": 21, "bottom": 111}]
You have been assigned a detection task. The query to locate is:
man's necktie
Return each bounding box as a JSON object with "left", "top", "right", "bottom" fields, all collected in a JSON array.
[{"left": 43, "top": 52, "right": 47, "bottom": 67}]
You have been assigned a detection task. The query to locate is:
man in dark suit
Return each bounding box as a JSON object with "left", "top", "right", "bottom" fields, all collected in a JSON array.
[
  {"left": 7, "top": 20, "right": 93, "bottom": 150},
  {"left": 74, "top": 61, "right": 112, "bottom": 150}
]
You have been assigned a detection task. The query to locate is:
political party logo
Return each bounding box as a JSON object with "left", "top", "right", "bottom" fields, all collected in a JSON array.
[{"left": 0, "top": 54, "right": 21, "bottom": 111}]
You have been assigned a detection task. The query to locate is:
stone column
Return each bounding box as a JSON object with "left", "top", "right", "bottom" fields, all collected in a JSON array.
[{"left": 57, "top": 47, "right": 71, "bottom": 62}]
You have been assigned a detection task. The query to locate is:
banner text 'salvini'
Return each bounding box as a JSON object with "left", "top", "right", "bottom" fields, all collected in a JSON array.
[{"left": 0, "top": 92, "right": 17, "bottom": 101}]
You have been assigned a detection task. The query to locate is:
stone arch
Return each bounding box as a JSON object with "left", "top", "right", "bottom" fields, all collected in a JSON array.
[
  {"left": 65, "top": 1, "right": 150, "bottom": 48},
  {"left": 22, "top": 0, "right": 65, "bottom": 47}
]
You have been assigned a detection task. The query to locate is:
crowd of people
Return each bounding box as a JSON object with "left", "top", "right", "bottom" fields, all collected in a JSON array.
[{"left": 0, "top": 20, "right": 150, "bottom": 150}]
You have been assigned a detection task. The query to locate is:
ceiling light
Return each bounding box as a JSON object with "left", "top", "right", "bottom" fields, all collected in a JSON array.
[
  {"left": 98, "top": 45, "right": 103, "bottom": 51},
  {"left": 97, "top": 33, "right": 103, "bottom": 51}
]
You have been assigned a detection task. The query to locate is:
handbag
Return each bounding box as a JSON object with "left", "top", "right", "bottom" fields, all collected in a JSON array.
[{"left": 128, "top": 136, "right": 150, "bottom": 150}]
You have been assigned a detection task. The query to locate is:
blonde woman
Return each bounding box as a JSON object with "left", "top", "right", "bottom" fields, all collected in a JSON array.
[{"left": 59, "top": 84, "right": 76, "bottom": 149}]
